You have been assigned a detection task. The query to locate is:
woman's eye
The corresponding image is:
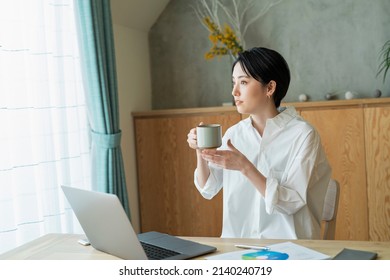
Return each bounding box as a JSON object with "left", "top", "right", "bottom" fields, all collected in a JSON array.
[{"left": 240, "top": 81, "right": 247, "bottom": 85}]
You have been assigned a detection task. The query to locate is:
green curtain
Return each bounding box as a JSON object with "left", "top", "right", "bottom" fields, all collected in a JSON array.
[{"left": 74, "top": 0, "right": 130, "bottom": 217}]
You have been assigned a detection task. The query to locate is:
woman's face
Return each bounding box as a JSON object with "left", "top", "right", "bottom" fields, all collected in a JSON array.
[{"left": 231, "top": 63, "right": 270, "bottom": 115}]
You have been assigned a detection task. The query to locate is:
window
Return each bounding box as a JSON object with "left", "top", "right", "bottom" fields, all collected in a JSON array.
[{"left": 0, "top": 0, "right": 91, "bottom": 253}]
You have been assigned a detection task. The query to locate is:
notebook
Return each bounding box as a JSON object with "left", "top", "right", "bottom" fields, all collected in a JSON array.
[
  {"left": 61, "top": 186, "right": 216, "bottom": 260},
  {"left": 332, "top": 248, "right": 378, "bottom": 260}
]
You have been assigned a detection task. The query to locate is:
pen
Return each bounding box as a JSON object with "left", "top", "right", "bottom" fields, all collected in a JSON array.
[{"left": 235, "top": 244, "right": 270, "bottom": 251}]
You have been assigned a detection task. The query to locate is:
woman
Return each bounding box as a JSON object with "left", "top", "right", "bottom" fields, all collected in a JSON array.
[{"left": 187, "top": 47, "right": 331, "bottom": 239}]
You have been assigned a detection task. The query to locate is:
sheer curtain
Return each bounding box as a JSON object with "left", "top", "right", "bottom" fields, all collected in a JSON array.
[{"left": 0, "top": 0, "right": 91, "bottom": 254}]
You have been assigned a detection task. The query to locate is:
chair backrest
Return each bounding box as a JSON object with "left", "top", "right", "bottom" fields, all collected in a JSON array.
[{"left": 321, "top": 179, "right": 340, "bottom": 240}]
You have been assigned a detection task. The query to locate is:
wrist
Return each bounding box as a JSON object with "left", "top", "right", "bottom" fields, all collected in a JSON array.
[
  {"left": 240, "top": 159, "right": 253, "bottom": 176},
  {"left": 196, "top": 149, "right": 206, "bottom": 162}
]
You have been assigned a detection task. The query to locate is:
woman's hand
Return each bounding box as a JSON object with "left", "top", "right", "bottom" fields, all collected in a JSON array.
[
  {"left": 201, "top": 139, "right": 250, "bottom": 172},
  {"left": 187, "top": 122, "right": 202, "bottom": 150},
  {"left": 202, "top": 139, "right": 266, "bottom": 195}
]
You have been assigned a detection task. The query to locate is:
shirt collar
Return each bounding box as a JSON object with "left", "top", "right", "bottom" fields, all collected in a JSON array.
[
  {"left": 268, "top": 106, "right": 298, "bottom": 129},
  {"left": 243, "top": 106, "right": 298, "bottom": 134}
]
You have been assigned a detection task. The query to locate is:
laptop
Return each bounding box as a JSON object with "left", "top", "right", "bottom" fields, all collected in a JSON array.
[{"left": 61, "top": 186, "right": 216, "bottom": 260}]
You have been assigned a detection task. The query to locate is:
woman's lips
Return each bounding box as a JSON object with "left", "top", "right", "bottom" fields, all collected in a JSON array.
[{"left": 235, "top": 100, "right": 243, "bottom": 105}]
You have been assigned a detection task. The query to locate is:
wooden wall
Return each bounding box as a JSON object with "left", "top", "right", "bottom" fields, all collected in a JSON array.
[{"left": 133, "top": 98, "right": 390, "bottom": 241}]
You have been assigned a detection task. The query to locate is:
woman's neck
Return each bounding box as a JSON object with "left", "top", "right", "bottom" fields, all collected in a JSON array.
[{"left": 250, "top": 106, "right": 279, "bottom": 136}]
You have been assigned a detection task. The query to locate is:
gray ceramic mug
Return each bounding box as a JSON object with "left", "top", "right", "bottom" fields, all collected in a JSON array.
[{"left": 197, "top": 124, "right": 222, "bottom": 149}]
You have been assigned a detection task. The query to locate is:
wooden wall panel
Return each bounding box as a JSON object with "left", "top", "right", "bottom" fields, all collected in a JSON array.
[
  {"left": 133, "top": 98, "right": 390, "bottom": 241},
  {"left": 134, "top": 113, "right": 241, "bottom": 237},
  {"left": 301, "top": 108, "right": 369, "bottom": 240},
  {"left": 364, "top": 107, "right": 390, "bottom": 241}
]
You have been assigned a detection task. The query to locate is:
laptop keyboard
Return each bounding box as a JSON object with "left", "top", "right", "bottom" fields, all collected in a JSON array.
[{"left": 140, "top": 241, "right": 181, "bottom": 260}]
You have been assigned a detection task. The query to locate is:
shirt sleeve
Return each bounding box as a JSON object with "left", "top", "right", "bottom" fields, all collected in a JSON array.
[
  {"left": 264, "top": 129, "right": 329, "bottom": 215},
  {"left": 193, "top": 127, "right": 233, "bottom": 200},
  {"left": 194, "top": 164, "right": 223, "bottom": 200}
]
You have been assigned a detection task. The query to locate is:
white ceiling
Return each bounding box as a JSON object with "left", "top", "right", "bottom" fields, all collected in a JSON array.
[{"left": 110, "top": 0, "right": 170, "bottom": 32}]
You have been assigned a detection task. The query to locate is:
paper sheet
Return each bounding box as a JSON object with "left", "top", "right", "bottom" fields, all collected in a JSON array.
[{"left": 206, "top": 242, "right": 331, "bottom": 260}]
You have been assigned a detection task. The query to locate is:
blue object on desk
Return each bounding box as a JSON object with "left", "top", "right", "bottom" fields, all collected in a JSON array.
[{"left": 242, "top": 250, "right": 289, "bottom": 260}]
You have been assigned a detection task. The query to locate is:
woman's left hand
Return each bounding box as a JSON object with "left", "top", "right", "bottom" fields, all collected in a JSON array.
[{"left": 201, "top": 139, "right": 249, "bottom": 171}]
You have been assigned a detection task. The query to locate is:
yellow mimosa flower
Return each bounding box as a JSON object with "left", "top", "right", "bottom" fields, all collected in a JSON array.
[{"left": 202, "top": 17, "right": 243, "bottom": 60}]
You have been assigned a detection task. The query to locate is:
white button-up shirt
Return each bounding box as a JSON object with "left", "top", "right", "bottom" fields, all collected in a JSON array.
[{"left": 194, "top": 107, "right": 331, "bottom": 239}]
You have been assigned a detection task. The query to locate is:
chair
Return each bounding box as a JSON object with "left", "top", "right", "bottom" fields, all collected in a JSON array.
[{"left": 321, "top": 179, "right": 340, "bottom": 240}]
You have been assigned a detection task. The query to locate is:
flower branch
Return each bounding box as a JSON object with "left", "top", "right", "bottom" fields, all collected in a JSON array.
[{"left": 191, "top": 0, "right": 283, "bottom": 60}]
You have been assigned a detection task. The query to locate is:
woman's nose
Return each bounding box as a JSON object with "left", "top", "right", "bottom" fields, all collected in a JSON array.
[{"left": 232, "top": 84, "right": 239, "bottom": 96}]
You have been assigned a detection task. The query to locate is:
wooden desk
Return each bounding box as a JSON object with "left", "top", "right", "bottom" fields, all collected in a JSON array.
[
  {"left": 185, "top": 237, "right": 390, "bottom": 260},
  {"left": 1, "top": 233, "right": 390, "bottom": 260}
]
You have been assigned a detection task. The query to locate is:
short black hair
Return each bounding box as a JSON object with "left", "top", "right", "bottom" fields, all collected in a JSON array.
[{"left": 232, "top": 47, "right": 291, "bottom": 108}]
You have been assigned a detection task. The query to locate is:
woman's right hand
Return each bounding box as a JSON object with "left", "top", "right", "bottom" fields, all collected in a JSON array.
[
  {"left": 187, "top": 122, "right": 203, "bottom": 150},
  {"left": 188, "top": 122, "right": 210, "bottom": 188}
]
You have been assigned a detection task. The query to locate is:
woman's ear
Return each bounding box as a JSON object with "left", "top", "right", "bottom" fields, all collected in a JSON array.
[{"left": 267, "top": 80, "right": 276, "bottom": 96}]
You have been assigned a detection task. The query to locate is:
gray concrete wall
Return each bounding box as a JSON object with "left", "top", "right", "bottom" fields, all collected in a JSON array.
[{"left": 149, "top": 0, "right": 390, "bottom": 109}]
